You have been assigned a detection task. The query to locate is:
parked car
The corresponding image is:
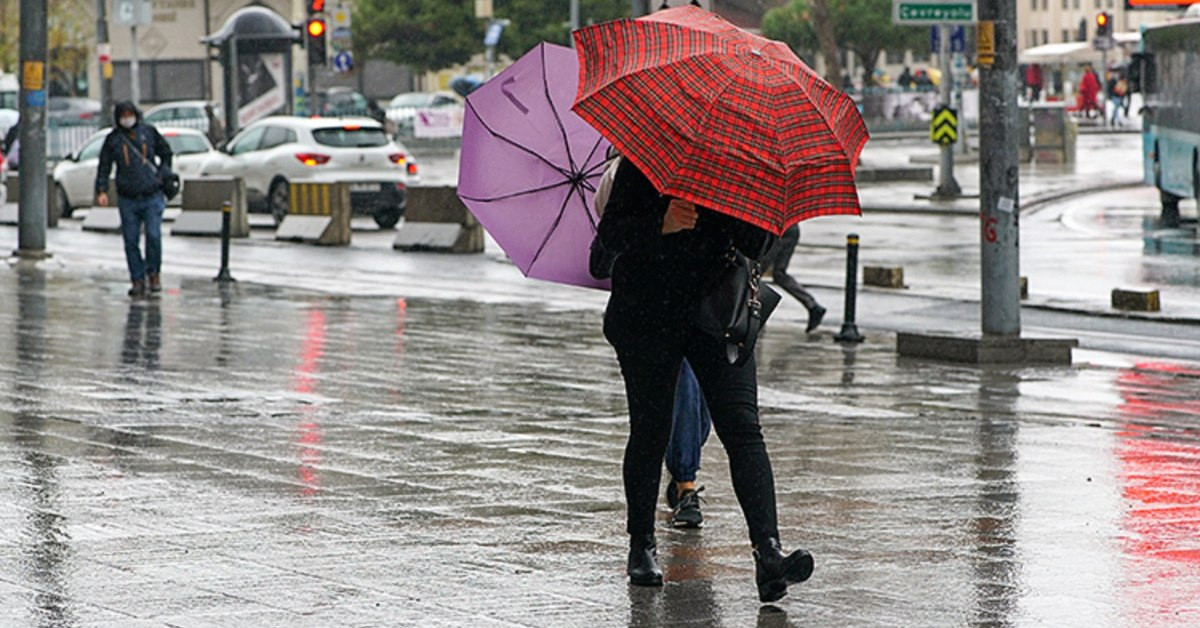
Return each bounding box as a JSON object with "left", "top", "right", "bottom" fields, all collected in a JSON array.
[
  {"left": 47, "top": 97, "right": 101, "bottom": 122},
  {"left": 313, "top": 87, "right": 373, "bottom": 118},
  {"left": 199, "top": 116, "right": 419, "bottom": 228},
  {"left": 53, "top": 127, "right": 221, "bottom": 216},
  {"left": 386, "top": 91, "right": 461, "bottom": 137},
  {"left": 144, "top": 100, "right": 225, "bottom": 146},
  {"left": 0, "top": 73, "right": 18, "bottom": 111}
]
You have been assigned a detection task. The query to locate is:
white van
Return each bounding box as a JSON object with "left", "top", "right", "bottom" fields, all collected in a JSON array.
[{"left": 0, "top": 73, "right": 17, "bottom": 111}]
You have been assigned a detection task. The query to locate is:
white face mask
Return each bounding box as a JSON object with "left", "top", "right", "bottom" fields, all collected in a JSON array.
[{"left": 119, "top": 116, "right": 136, "bottom": 129}]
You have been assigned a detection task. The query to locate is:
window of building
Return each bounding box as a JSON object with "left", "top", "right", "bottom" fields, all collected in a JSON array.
[
  {"left": 1073, "top": 0, "right": 1080, "bottom": 8},
  {"left": 1062, "top": 29, "right": 1071, "bottom": 43}
]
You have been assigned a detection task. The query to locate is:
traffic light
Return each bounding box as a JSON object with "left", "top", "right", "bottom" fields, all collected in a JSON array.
[
  {"left": 307, "top": 0, "right": 325, "bottom": 14},
  {"left": 306, "top": 18, "right": 327, "bottom": 66},
  {"left": 1096, "top": 12, "right": 1111, "bottom": 39}
]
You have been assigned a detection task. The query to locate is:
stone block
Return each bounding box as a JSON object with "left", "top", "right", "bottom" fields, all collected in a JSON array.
[
  {"left": 1111, "top": 288, "right": 1160, "bottom": 312},
  {"left": 81, "top": 208, "right": 122, "bottom": 232},
  {"left": 863, "top": 266, "right": 904, "bottom": 289},
  {"left": 174, "top": 177, "right": 249, "bottom": 238},
  {"left": 897, "top": 332, "right": 1077, "bottom": 365},
  {"left": 275, "top": 182, "right": 351, "bottom": 246},
  {"left": 403, "top": 186, "right": 477, "bottom": 227}
]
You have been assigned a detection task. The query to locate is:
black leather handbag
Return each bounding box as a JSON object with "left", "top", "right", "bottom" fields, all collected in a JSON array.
[{"left": 694, "top": 248, "right": 782, "bottom": 366}]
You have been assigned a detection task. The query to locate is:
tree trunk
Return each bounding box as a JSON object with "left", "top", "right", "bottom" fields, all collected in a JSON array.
[{"left": 810, "top": 0, "right": 842, "bottom": 90}]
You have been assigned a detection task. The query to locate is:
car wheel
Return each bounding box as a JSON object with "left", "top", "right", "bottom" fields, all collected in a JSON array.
[
  {"left": 268, "top": 178, "right": 289, "bottom": 226},
  {"left": 374, "top": 208, "right": 401, "bottom": 230},
  {"left": 55, "top": 184, "right": 73, "bottom": 218}
]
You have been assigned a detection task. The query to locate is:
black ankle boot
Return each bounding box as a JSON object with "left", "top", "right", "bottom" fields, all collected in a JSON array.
[
  {"left": 627, "top": 533, "right": 663, "bottom": 586},
  {"left": 753, "top": 538, "right": 814, "bottom": 603}
]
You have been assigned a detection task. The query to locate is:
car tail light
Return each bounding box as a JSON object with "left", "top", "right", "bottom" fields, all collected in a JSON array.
[
  {"left": 344, "top": 124, "right": 361, "bottom": 130},
  {"left": 388, "top": 153, "right": 405, "bottom": 165},
  {"left": 295, "top": 153, "right": 331, "bottom": 166},
  {"left": 80, "top": 111, "right": 94, "bottom": 120},
  {"left": 407, "top": 162, "right": 418, "bottom": 176}
]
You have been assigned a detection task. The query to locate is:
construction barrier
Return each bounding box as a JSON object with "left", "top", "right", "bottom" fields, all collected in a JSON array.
[
  {"left": 1, "top": 174, "right": 61, "bottom": 227},
  {"left": 393, "top": 186, "right": 484, "bottom": 253},
  {"left": 275, "top": 181, "right": 351, "bottom": 245},
  {"left": 172, "top": 176, "right": 249, "bottom": 238}
]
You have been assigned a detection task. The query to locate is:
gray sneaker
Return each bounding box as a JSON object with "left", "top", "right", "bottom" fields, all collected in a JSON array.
[{"left": 670, "top": 486, "right": 704, "bottom": 528}]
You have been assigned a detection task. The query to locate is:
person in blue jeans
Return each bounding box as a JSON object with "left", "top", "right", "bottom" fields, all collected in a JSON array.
[
  {"left": 95, "top": 101, "right": 172, "bottom": 297},
  {"left": 665, "top": 359, "right": 711, "bottom": 528}
]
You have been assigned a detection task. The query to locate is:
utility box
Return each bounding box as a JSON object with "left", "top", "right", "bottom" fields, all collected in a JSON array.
[{"left": 1031, "top": 104, "right": 1076, "bottom": 165}]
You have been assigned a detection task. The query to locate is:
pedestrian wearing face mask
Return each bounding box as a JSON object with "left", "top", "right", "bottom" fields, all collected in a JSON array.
[{"left": 95, "top": 101, "right": 173, "bottom": 297}]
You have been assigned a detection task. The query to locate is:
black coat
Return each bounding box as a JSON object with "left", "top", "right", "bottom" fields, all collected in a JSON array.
[
  {"left": 598, "top": 159, "right": 775, "bottom": 350},
  {"left": 95, "top": 121, "right": 172, "bottom": 199}
]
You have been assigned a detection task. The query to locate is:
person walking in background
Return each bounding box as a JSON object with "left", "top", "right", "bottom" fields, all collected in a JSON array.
[
  {"left": 1078, "top": 63, "right": 1102, "bottom": 120},
  {"left": 95, "top": 101, "right": 172, "bottom": 297},
  {"left": 1025, "top": 63, "right": 1043, "bottom": 102},
  {"left": 764, "top": 224, "right": 826, "bottom": 333},
  {"left": 598, "top": 157, "right": 814, "bottom": 602}
]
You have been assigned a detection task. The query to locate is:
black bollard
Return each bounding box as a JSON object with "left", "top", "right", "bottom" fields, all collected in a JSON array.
[
  {"left": 834, "top": 233, "right": 864, "bottom": 344},
  {"left": 213, "top": 201, "right": 236, "bottom": 284}
]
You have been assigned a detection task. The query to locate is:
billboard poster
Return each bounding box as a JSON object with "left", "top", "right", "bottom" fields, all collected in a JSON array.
[{"left": 237, "top": 52, "right": 286, "bottom": 128}]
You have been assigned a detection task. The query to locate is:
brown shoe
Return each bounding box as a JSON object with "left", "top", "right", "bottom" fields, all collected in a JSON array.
[
  {"left": 148, "top": 273, "right": 162, "bottom": 293},
  {"left": 128, "top": 279, "right": 146, "bottom": 297}
]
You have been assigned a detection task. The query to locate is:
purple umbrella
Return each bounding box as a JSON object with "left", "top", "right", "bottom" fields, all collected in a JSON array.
[{"left": 458, "top": 42, "right": 611, "bottom": 290}]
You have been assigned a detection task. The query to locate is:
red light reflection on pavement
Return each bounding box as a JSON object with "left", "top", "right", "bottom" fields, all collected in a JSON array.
[
  {"left": 1116, "top": 362, "right": 1200, "bottom": 622},
  {"left": 294, "top": 308, "right": 327, "bottom": 496}
]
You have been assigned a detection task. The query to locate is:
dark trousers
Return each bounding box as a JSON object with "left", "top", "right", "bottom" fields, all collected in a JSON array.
[
  {"left": 611, "top": 327, "right": 779, "bottom": 547},
  {"left": 117, "top": 193, "right": 165, "bottom": 282},
  {"left": 767, "top": 224, "right": 819, "bottom": 312}
]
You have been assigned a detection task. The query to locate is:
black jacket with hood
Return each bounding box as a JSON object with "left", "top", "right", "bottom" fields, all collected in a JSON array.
[{"left": 95, "top": 101, "right": 173, "bottom": 199}]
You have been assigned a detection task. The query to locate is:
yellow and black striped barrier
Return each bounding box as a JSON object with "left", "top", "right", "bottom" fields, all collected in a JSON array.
[{"left": 276, "top": 182, "right": 351, "bottom": 245}]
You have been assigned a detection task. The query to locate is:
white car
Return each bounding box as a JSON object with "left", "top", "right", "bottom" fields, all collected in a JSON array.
[
  {"left": 386, "top": 91, "right": 462, "bottom": 137},
  {"left": 200, "top": 116, "right": 418, "bottom": 228},
  {"left": 53, "top": 126, "right": 220, "bottom": 216}
]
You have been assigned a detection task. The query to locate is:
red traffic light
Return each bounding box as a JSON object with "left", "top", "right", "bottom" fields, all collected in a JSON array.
[
  {"left": 1096, "top": 12, "right": 1108, "bottom": 27},
  {"left": 307, "top": 19, "right": 326, "bottom": 38},
  {"left": 308, "top": 0, "right": 326, "bottom": 13}
]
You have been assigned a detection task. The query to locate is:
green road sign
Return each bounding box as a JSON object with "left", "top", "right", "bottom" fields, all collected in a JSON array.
[{"left": 893, "top": 0, "right": 975, "bottom": 25}]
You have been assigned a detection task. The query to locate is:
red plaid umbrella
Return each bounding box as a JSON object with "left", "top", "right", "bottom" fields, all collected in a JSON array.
[{"left": 572, "top": 5, "right": 868, "bottom": 235}]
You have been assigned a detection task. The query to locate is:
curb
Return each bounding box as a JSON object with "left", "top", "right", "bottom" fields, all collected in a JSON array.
[{"left": 859, "top": 178, "right": 1149, "bottom": 216}]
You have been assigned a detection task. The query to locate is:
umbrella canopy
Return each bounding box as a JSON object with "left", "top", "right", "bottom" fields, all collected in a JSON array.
[
  {"left": 572, "top": 5, "right": 868, "bottom": 236},
  {"left": 458, "top": 42, "right": 611, "bottom": 290}
]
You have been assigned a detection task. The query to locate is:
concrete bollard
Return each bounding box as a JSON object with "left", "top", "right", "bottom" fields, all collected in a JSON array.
[
  {"left": 275, "top": 182, "right": 352, "bottom": 246},
  {"left": 1111, "top": 288, "right": 1160, "bottom": 312},
  {"left": 863, "top": 266, "right": 905, "bottom": 289},
  {"left": 1, "top": 174, "right": 61, "bottom": 227},
  {"left": 394, "top": 186, "right": 484, "bottom": 253},
  {"left": 173, "top": 177, "right": 249, "bottom": 238}
]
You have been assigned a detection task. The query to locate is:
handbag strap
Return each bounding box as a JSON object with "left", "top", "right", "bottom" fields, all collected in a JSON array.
[{"left": 117, "top": 129, "right": 159, "bottom": 172}]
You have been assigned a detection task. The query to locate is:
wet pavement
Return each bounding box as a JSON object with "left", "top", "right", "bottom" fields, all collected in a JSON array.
[{"left": 3, "top": 263, "right": 1200, "bottom": 626}]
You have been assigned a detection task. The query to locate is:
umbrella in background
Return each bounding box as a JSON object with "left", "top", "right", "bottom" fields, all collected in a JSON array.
[
  {"left": 573, "top": 5, "right": 868, "bottom": 236},
  {"left": 458, "top": 42, "right": 611, "bottom": 290}
]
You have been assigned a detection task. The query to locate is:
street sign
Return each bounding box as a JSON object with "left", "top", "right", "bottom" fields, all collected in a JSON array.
[
  {"left": 931, "top": 106, "right": 958, "bottom": 144},
  {"left": 977, "top": 20, "right": 995, "bottom": 66},
  {"left": 333, "top": 50, "right": 353, "bottom": 73},
  {"left": 114, "top": 0, "right": 153, "bottom": 27},
  {"left": 894, "top": 0, "right": 975, "bottom": 25},
  {"left": 484, "top": 21, "right": 505, "bottom": 47},
  {"left": 930, "top": 25, "right": 966, "bottom": 53},
  {"left": 1093, "top": 36, "right": 1115, "bottom": 50},
  {"left": 332, "top": 5, "right": 351, "bottom": 29}
]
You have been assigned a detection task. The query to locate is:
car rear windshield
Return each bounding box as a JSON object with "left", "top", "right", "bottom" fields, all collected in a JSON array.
[
  {"left": 164, "top": 134, "right": 210, "bottom": 155},
  {"left": 312, "top": 127, "right": 388, "bottom": 148}
]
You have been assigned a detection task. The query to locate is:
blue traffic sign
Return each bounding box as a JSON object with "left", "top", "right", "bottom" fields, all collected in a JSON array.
[
  {"left": 931, "top": 25, "right": 967, "bottom": 54},
  {"left": 333, "top": 50, "right": 353, "bottom": 73},
  {"left": 484, "top": 22, "right": 505, "bottom": 47}
]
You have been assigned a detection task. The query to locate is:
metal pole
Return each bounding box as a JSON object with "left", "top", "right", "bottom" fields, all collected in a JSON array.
[
  {"left": 631, "top": 0, "right": 649, "bottom": 17},
  {"left": 834, "top": 233, "right": 864, "bottom": 344},
  {"left": 978, "top": 0, "right": 1020, "bottom": 336},
  {"left": 934, "top": 24, "right": 961, "bottom": 198},
  {"left": 214, "top": 201, "right": 235, "bottom": 283},
  {"left": 1101, "top": 48, "right": 1108, "bottom": 126},
  {"left": 130, "top": 25, "right": 141, "bottom": 107},
  {"left": 570, "top": 0, "right": 580, "bottom": 37},
  {"left": 16, "top": 0, "right": 49, "bottom": 258},
  {"left": 96, "top": 0, "right": 113, "bottom": 117}
]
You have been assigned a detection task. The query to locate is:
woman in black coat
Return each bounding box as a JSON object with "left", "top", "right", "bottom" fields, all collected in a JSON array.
[{"left": 598, "top": 158, "right": 814, "bottom": 602}]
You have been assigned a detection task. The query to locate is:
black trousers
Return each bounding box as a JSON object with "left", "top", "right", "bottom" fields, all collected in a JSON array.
[
  {"left": 767, "top": 225, "right": 819, "bottom": 312},
  {"left": 608, "top": 323, "right": 780, "bottom": 548}
]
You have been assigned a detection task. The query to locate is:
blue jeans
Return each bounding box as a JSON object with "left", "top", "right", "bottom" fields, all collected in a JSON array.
[
  {"left": 666, "top": 359, "right": 711, "bottom": 483},
  {"left": 117, "top": 193, "right": 165, "bottom": 282}
]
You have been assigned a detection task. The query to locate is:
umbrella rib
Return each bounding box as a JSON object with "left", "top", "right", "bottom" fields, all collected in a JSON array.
[
  {"left": 465, "top": 99, "right": 573, "bottom": 178},
  {"left": 527, "top": 182, "right": 579, "bottom": 273},
  {"left": 541, "top": 48, "right": 579, "bottom": 175},
  {"left": 458, "top": 180, "right": 574, "bottom": 203}
]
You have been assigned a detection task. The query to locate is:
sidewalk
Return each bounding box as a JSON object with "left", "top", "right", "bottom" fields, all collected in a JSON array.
[{"left": 3, "top": 253, "right": 1200, "bottom": 626}]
